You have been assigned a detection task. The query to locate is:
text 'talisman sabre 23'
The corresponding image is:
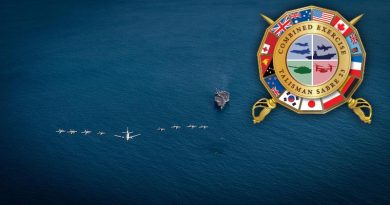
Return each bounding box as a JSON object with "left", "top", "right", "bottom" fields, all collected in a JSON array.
[{"left": 252, "top": 5, "right": 372, "bottom": 124}]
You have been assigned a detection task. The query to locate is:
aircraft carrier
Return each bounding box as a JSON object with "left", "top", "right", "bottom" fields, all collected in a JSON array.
[{"left": 215, "top": 89, "right": 230, "bottom": 110}]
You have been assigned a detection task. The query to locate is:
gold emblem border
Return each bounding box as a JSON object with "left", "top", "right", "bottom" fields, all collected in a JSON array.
[{"left": 257, "top": 5, "right": 367, "bottom": 114}]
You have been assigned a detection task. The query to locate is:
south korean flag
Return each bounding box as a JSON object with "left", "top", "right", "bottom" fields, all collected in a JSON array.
[{"left": 279, "top": 91, "right": 301, "bottom": 109}]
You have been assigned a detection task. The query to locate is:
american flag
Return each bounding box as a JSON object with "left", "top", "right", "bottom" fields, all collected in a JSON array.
[
  {"left": 312, "top": 10, "right": 334, "bottom": 24},
  {"left": 271, "top": 16, "right": 292, "bottom": 37},
  {"left": 350, "top": 33, "right": 358, "bottom": 44}
]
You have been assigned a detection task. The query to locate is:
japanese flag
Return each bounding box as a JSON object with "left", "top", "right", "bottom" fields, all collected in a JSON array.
[{"left": 300, "top": 98, "right": 322, "bottom": 111}]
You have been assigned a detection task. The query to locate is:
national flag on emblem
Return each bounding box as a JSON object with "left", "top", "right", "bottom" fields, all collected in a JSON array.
[
  {"left": 300, "top": 98, "right": 323, "bottom": 111},
  {"left": 260, "top": 55, "right": 272, "bottom": 75},
  {"left": 271, "top": 16, "right": 292, "bottom": 37},
  {"left": 290, "top": 9, "right": 311, "bottom": 24},
  {"left": 279, "top": 91, "right": 301, "bottom": 109},
  {"left": 340, "top": 75, "right": 359, "bottom": 97},
  {"left": 265, "top": 76, "right": 285, "bottom": 97},
  {"left": 349, "top": 33, "right": 358, "bottom": 44},
  {"left": 331, "top": 16, "right": 353, "bottom": 37},
  {"left": 260, "top": 32, "right": 278, "bottom": 54},
  {"left": 322, "top": 91, "right": 344, "bottom": 109},
  {"left": 312, "top": 9, "right": 334, "bottom": 24},
  {"left": 261, "top": 44, "right": 270, "bottom": 54},
  {"left": 262, "top": 59, "right": 275, "bottom": 78},
  {"left": 346, "top": 33, "right": 362, "bottom": 55},
  {"left": 350, "top": 55, "right": 363, "bottom": 78}
]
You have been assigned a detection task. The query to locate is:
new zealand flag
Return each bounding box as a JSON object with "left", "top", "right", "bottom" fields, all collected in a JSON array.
[
  {"left": 264, "top": 76, "right": 285, "bottom": 97},
  {"left": 290, "top": 9, "right": 311, "bottom": 24}
]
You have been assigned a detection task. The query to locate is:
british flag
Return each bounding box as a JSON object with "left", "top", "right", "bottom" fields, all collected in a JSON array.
[{"left": 271, "top": 16, "right": 292, "bottom": 37}]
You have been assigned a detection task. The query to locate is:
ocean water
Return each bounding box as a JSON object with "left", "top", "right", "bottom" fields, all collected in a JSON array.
[{"left": 0, "top": 0, "right": 389, "bottom": 204}]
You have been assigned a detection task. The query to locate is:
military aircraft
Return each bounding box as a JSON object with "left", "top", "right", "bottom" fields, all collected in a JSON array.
[
  {"left": 186, "top": 124, "right": 197, "bottom": 129},
  {"left": 97, "top": 131, "right": 106, "bottom": 136},
  {"left": 290, "top": 48, "right": 310, "bottom": 55},
  {"left": 295, "top": 42, "right": 309, "bottom": 47},
  {"left": 56, "top": 129, "right": 65, "bottom": 134},
  {"left": 198, "top": 125, "right": 208, "bottom": 129},
  {"left": 114, "top": 127, "right": 140, "bottom": 141},
  {"left": 317, "top": 44, "right": 332, "bottom": 51},
  {"left": 126, "top": 134, "right": 141, "bottom": 141},
  {"left": 157, "top": 127, "right": 166, "bottom": 132},
  {"left": 171, "top": 125, "right": 181, "bottom": 130},
  {"left": 315, "top": 64, "right": 335, "bottom": 73},
  {"left": 81, "top": 129, "right": 92, "bottom": 135},
  {"left": 67, "top": 129, "right": 77, "bottom": 135}
]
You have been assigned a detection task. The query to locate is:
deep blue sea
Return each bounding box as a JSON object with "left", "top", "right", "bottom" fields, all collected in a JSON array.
[{"left": 1, "top": 0, "right": 389, "bottom": 204}]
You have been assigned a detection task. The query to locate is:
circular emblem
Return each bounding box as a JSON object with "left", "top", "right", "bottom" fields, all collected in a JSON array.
[{"left": 258, "top": 6, "right": 366, "bottom": 114}]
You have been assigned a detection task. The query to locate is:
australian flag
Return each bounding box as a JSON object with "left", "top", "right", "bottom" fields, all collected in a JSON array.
[
  {"left": 264, "top": 76, "right": 285, "bottom": 97},
  {"left": 290, "top": 9, "right": 311, "bottom": 24}
]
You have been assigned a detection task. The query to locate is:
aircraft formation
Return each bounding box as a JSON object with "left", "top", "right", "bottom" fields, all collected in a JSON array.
[
  {"left": 55, "top": 124, "right": 208, "bottom": 141},
  {"left": 290, "top": 42, "right": 336, "bottom": 59}
]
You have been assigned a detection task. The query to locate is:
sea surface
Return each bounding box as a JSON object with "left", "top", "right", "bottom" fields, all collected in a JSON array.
[{"left": 0, "top": 0, "right": 389, "bottom": 204}]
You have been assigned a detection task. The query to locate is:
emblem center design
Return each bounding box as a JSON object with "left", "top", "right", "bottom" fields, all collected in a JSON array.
[{"left": 287, "top": 34, "right": 338, "bottom": 86}]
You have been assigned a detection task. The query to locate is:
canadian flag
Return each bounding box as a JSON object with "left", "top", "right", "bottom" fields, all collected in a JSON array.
[{"left": 331, "top": 16, "right": 352, "bottom": 37}]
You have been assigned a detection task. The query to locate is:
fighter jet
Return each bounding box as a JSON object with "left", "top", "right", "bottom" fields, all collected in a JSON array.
[
  {"left": 56, "top": 129, "right": 65, "bottom": 134},
  {"left": 97, "top": 131, "right": 106, "bottom": 136},
  {"left": 186, "top": 124, "right": 197, "bottom": 129},
  {"left": 317, "top": 44, "right": 332, "bottom": 51},
  {"left": 157, "top": 127, "right": 166, "bottom": 132},
  {"left": 198, "top": 125, "right": 208, "bottom": 129},
  {"left": 171, "top": 125, "right": 181, "bottom": 130},
  {"left": 295, "top": 42, "right": 308, "bottom": 47},
  {"left": 81, "top": 129, "right": 92, "bottom": 135},
  {"left": 290, "top": 48, "right": 310, "bottom": 55},
  {"left": 114, "top": 127, "right": 140, "bottom": 141},
  {"left": 67, "top": 129, "right": 77, "bottom": 135}
]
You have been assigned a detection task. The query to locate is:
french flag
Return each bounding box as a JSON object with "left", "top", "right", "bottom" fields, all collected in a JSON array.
[{"left": 350, "top": 55, "right": 363, "bottom": 78}]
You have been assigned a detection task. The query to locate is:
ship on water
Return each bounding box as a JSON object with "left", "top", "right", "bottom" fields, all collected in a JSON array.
[
  {"left": 215, "top": 89, "right": 230, "bottom": 110},
  {"left": 306, "top": 51, "right": 336, "bottom": 60}
]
